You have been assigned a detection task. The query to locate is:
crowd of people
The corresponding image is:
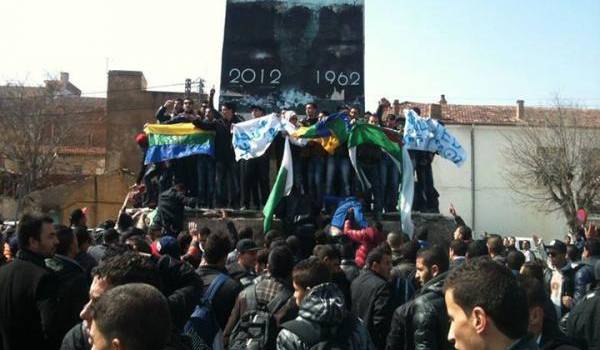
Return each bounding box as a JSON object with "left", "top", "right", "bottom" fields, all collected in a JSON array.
[
  {"left": 135, "top": 93, "right": 439, "bottom": 221},
  {"left": 1, "top": 94, "right": 598, "bottom": 350},
  {"left": 1, "top": 202, "right": 599, "bottom": 350}
]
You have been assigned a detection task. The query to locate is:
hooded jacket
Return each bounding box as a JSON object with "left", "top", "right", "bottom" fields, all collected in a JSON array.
[{"left": 276, "top": 283, "right": 375, "bottom": 350}]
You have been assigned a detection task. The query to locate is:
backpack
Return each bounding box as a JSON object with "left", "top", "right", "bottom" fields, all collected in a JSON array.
[
  {"left": 228, "top": 284, "right": 292, "bottom": 350},
  {"left": 281, "top": 315, "right": 357, "bottom": 350},
  {"left": 184, "top": 273, "right": 228, "bottom": 350}
]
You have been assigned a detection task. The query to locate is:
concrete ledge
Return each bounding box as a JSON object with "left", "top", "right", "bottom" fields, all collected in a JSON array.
[{"left": 184, "top": 209, "right": 455, "bottom": 248}]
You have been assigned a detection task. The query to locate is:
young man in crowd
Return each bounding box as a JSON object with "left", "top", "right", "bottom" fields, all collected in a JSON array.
[
  {"left": 240, "top": 105, "right": 271, "bottom": 210},
  {"left": 313, "top": 244, "right": 351, "bottom": 309},
  {"left": 73, "top": 226, "right": 97, "bottom": 276},
  {"left": 520, "top": 277, "right": 579, "bottom": 349},
  {"left": 351, "top": 244, "right": 394, "bottom": 349},
  {"left": 566, "top": 262, "right": 600, "bottom": 350},
  {"left": 544, "top": 240, "right": 576, "bottom": 318},
  {"left": 444, "top": 258, "right": 536, "bottom": 350},
  {"left": 277, "top": 258, "right": 376, "bottom": 350},
  {"left": 386, "top": 246, "right": 451, "bottom": 350},
  {"left": 0, "top": 213, "right": 60, "bottom": 350},
  {"left": 574, "top": 238, "right": 600, "bottom": 303},
  {"left": 62, "top": 249, "right": 202, "bottom": 350},
  {"left": 155, "top": 182, "right": 197, "bottom": 236},
  {"left": 487, "top": 234, "right": 507, "bottom": 265},
  {"left": 215, "top": 102, "right": 242, "bottom": 208},
  {"left": 223, "top": 246, "right": 297, "bottom": 348},
  {"left": 301, "top": 102, "right": 327, "bottom": 208},
  {"left": 226, "top": 238, "right": 260, "bottom": 289},
  {"left": 46, "top": 225, "right": 90, "bottom": 341},
  {"left": 195, "top": 231, "right": 242, "bottom": 331},
  {"left": 449, "top": 239, "right": 468, "bottom": 269},
  {"left": 156, "top": 98, "right": 184, "bottom": 123},
  {"left": 88, "top": 283, "right": 171, "bottom": 350},
  {"left": 357, "top": 115, "right": 384, "bottom": 219}
]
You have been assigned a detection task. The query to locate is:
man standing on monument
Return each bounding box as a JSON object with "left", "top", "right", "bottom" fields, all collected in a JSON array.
[
  {"left": 240, "top": 105, "right": 270, "bottom": 210},
  {"left": 216, "top": 102, "right": 242, "bottom": 208}
]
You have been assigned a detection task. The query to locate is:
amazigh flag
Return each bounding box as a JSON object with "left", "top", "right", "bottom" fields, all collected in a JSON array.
[
  {"left": 263, "top": 137, "right": 294, "bottom": 232},
  {"left": 144, "top": 123, "right": 215, "bottom": 164},
  {"left": 347, "top": 123, "right": 415, "bottom": 236},
  {"left": 292, "top": 112, "right": 350, "bottom": 154}
]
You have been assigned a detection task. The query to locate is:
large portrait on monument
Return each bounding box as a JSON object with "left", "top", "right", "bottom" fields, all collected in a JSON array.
[{"left": 219, "top": 0, "right": 365, "bottom": 114}]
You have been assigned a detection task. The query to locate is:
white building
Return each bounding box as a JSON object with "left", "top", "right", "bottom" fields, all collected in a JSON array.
[{"left": 399, "top": 97, "right": 600, "bottom": 241}]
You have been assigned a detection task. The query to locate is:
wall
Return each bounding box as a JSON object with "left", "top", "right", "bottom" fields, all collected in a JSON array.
[
  {"left": 25, "top": 171, "right": 135, "bottom": 226},
  {"left": 106, "top": 71, "right": 206, "bottom": 173},
  {"left": 433, "top": 124, "right": 567, "bottom": 241}
]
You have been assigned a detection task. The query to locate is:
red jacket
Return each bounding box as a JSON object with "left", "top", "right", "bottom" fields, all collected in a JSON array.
[{"left": 343, "top": 220, "right": 384, "bottom": 268}]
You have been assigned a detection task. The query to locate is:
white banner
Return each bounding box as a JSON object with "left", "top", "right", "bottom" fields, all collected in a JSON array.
[
  {"left": 232, "top": 113, "right": 282, "bottom": 161},
  {"left": 403, "top": 109, "right": 467, "bottom": 166}
]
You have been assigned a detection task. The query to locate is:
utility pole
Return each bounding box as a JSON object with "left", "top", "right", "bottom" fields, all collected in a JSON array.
[{"left": 184, "top": 78, "right": 192, "bottom": 99}]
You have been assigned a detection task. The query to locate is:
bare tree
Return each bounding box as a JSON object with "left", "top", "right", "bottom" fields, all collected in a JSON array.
[
  {"left": 504, "top": 99, "right": 600, "bottom": 232},
  {"left": 0, "top": 78, "right": 82, "bottom": 212}
]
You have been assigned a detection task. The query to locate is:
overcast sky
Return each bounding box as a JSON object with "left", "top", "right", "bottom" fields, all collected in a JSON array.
[{"left": 1, "top": 0, "right": 599, "bottom": 109}]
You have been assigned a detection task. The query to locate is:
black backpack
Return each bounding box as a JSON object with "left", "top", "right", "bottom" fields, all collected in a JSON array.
[
  {"left": 281, "top": 314, "right": 357, "bottom": 350},
  {"left": 183, "top": 273, "right": 228, "bottom": 350},
  {"left": 228, "top": 285, "right": 292, "bottom": 350}
]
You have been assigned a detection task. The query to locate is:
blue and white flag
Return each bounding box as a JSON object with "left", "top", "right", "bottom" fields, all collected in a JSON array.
[
  {"left": 403, "top": 109, "right": 467, "bottom": 166},
  {"left": 233, "top": 113, "right": 282, "bottom": 161}
]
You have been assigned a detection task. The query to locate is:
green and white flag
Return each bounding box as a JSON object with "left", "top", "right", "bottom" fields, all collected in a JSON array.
[{"left": 262, "top": 137, "right": 294, "bottom": 232}]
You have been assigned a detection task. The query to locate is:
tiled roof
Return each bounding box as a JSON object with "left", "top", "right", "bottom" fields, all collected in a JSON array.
[{"left": 396, "top": 101, "right": 600, "bottom": 127}]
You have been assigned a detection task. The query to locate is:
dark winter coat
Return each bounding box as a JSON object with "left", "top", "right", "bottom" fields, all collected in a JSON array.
[
  {"left": 46, "top": 255, "right": 90, "bottom": 340},
  {"left": 276, "top": 283, "right": 375, "bottom": 350},
  {"left": 155, "top": 188, "right": 197, "bottom": 234},
  {"left": 386, "top": 271, "right": 451, "bottom": 350},
  {"left": 351, "top": 269, "right": 393, "bottom": 349},
  {"left": 0, "top": 249, "right": 60, "bottom": 350},
  {"left": 566, "top": 287, "right": 600, "bottom": 350}
]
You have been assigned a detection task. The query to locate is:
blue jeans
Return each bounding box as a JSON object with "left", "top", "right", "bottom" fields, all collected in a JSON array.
[
  {"left": 326, "top": 156, "right": 351, "bottom": 197},
  {"left": 307, "top": 157, "right": 325, "bottom": 206},
  {"left": 380, "top": 154, "right": 400, "bottom": 212},
  {"left": 197, "top": 155, "right": 215, "bottom": 208},
  {"left": 215, "top": 160, "right": 240, "bottom": 208},
  {"left": 360, "top": 162, "right": 383, "bottom": 214}
]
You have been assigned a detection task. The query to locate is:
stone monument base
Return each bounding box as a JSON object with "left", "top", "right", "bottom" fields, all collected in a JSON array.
[{"left": 184, "top": 209, "right": 454, "bottom": 248}]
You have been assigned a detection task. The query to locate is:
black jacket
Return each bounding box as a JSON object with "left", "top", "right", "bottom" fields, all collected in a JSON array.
[
  {"left": 340, "top": 259, "right": 360, "bottom": 283},
  {"left": 46, "top": 255, "right": 90, "bottom": 341},
  {"left": 566, "top": 288, "right": 600, "bottom": 350},
  {"left": 0, "top": 249, "right": 60, "bottom": 350},
  {"left": 351, "top": 269, "right": 393, "bottom": 350},
  {"left": 194, "top": 116, "right": 242, "bottom": 163},
  {"left": 156, "top": 188, "right": 197, "bottom": 234},
  {"left": 195, "top": 264, "right": 242, "bottom": 330},
  {"left": 386, "top": 272, "right": 451, "bottom": 350},
  {"left": 544, "top": 264, "right": 577, "bottom": 316},
  {"left": 277, "top": 283, "right": 375, "bottom": 350}
]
